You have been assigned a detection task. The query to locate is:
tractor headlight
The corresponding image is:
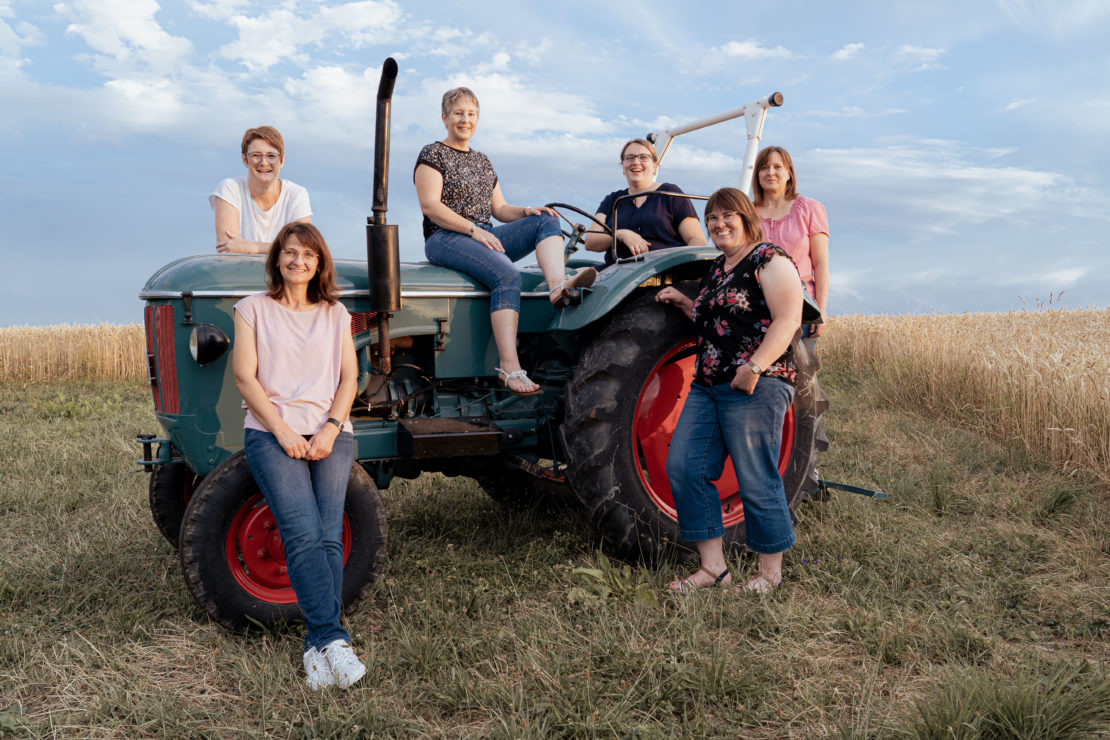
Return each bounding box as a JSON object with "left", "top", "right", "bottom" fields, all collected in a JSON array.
[{"left": 189, "top": 323, "right": 230, "bottom": 366}]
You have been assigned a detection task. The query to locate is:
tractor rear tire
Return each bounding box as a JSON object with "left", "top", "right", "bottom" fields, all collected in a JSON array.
[
  {"left": 178, "top": 451, "right": 388, "bottom": 632},
  {"left": 148, "top": 463, "right": 200, "bottom": 549},
  {"left": 561, "top": 291, "right": 827, "bottom": 563}
]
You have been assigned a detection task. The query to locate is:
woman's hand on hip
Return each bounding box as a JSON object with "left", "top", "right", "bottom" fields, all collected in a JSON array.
[
  {"left": 471, "top": 227, "right": 505, "bottom": 253},
  {"left": 616, "top": 229, "right": 650, "bottom": 255},
  {"left": 276, "top": 427, "right": 311, "bottom": 459},
  {"left": 730, "top": 365, "right": 759, "bottom": 394},
  {"left": 306, "top": 424, "right": 340, "bottom": 461}
]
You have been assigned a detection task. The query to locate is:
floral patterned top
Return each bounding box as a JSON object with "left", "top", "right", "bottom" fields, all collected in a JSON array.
[
  {"left": 691, "top": 243, "right": 797, "bottom": 387},
  {"left": 415, "top": 141, "right": 499, "bottom": 239}
]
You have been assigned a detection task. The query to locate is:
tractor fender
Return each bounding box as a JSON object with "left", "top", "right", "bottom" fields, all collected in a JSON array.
[{"left": 548, "top": 246, "right": 721, "bottom": 332}]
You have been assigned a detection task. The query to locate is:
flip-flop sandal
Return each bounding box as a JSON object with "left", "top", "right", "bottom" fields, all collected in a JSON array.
[
  {"left": 495, "top": 367, "right": 541, "bottom": 397},
  {"left": 670, "top": 565, "right": 730, "bottom": 593}
]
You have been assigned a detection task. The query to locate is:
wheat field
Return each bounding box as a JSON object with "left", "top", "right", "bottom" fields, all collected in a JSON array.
[
  {"left": 2, "top": 310, "right": 1108, "bottom": 482},
  {"left": 0, "top": 323, "right": 146, "bottom": 382},
  {"left": 821, "top": 309, "right": 1110, "bottom": 484}
]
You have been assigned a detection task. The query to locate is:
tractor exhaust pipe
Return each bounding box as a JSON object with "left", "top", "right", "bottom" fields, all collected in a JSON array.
[{"left": 367, "top": 57, "right": 400, "bottom": 375}]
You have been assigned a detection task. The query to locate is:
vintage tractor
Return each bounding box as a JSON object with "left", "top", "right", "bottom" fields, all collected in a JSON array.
[{"left": 137, "top": 59, "right": 827, "bottom": 631}]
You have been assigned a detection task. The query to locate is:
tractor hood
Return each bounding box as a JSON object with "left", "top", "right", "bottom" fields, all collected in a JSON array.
[{"left": 140, "top": 253, "right": 502, "bottom": 299}]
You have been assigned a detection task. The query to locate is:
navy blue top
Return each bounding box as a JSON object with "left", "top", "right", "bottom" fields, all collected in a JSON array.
[{"left": 595, "top": 182, "right": 699, "bottom": 266}]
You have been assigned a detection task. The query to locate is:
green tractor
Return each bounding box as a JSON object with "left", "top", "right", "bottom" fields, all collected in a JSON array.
[{"left": 137, "top": 59, "right": 827, "bottom": 631}]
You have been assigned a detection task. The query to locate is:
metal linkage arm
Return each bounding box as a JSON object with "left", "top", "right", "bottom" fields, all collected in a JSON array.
[{"left": 647, "top": 92, "right": 783, "bottom": 195}]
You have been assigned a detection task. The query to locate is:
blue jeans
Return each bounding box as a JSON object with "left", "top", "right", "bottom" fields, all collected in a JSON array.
[
  {"left": 666, "top": 378, "right": 797, "bottom": 553},
  {"left": 244, "top": 428, "right": 355, "bottom": 652},
  {"left": 424, "top": 214, "right": 562, "bottom": 313}
]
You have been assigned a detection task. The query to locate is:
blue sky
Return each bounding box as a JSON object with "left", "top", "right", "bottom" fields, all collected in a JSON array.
[{"left": 2, "top": 0, "right": 1108, "bottom": 325}]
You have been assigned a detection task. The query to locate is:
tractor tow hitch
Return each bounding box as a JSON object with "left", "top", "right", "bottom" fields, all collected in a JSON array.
[{"left": 818, "top": 479, "right": 888, "bottom": 501}]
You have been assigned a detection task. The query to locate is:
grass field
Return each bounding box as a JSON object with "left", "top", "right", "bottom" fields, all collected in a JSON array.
[
  {"left": 2, "top": 346, "right": 1108, "bottom": 736},
  {"left": 2, "top": 315, "right": 1109, "bottom": 736}
]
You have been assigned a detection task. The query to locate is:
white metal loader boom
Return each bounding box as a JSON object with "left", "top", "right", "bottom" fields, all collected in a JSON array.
[{"left": 647, "top": 91, "right": 784, "bottom": 196}]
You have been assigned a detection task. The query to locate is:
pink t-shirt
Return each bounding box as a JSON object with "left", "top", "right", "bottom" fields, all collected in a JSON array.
[
  {"left": 234, "top": 293, "right": 353, "bottom": 436},
  {"left": 757, "top": 194, "right": 828, "bottom": 297}
]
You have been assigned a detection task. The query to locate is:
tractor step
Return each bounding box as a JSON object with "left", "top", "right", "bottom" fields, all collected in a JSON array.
[{"left": 397, "top": 418, "right": 503, "bottom": 458}]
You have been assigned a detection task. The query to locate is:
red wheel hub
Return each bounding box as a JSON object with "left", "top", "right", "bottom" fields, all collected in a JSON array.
[
  {"left": 633, "top": 339, "right": 795, "bottom": 527},
  {"left": 225, "top": 493, "right": 353, "bottom": 604}
]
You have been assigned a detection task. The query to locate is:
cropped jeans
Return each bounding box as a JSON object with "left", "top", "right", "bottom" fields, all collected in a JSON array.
[
  {"left": 244, "top": 428, "right": 355, "bottom": 652},
  {"left": 424, "top": 214, "right": 562, "bottom": 313},
  {"left": 666, "top": 377, "right": 796, "bottom": 554}
]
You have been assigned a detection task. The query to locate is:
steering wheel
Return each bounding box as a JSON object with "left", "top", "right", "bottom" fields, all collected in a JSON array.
[{"left": 545, "top": 202, "right": 613, "bottom": 240}]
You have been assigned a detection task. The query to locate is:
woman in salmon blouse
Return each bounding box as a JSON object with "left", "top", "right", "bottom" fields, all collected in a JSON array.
[{"left": 752, "top": 146, "right": 828, "bottom": 340}]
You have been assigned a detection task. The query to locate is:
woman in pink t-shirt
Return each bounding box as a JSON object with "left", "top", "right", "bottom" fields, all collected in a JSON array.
[
  {"left": 753, "top": 146, "right": 829, "bottom": 339},
  {"left": 232, "top": 222, "right": 365, "bottom": 691}
]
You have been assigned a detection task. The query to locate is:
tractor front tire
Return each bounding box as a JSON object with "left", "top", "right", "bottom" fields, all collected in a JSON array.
[
  {"left": 561, "top": 291, "right": 827, "bottom": 563},
  {"left": 148, "top": 463, "right": 200, "bottom": 549},
  {"left": 177, "top": 451, "right": 388, "bottom": 632}
]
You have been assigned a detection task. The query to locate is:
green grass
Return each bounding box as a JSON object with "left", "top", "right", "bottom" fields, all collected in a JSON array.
[{"left": 1, "top": 371, "right": 1108, "bottom": 738}]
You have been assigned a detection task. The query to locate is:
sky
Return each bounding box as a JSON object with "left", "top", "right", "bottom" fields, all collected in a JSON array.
[{"left": 2, "top": 0, "right": 1109, "bottom": 326}]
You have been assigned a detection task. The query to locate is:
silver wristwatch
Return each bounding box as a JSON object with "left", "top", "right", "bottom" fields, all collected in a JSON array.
[{"left": 746, "top": 362, "right": 762, "bottom": 375}]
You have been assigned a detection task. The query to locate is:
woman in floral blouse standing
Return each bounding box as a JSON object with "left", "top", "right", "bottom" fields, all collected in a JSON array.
[{"left": 655, "top": 187, "right": 802, "bottom": 594}]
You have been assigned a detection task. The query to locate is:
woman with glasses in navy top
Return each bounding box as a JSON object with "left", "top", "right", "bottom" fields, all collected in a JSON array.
[{"left": 583, "top": 139, "right": 705, "bottom": 267}]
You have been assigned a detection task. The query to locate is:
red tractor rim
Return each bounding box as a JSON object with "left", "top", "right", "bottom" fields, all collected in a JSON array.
[
  {"left": 225, "top": 493, "right": 353, "bottom": 604},
  {"left": 633, "top": 339, "right": 795, "bottom": 527}
]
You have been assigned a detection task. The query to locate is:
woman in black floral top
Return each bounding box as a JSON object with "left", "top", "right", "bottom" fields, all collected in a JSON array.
[
  {"left": 414, "top": 87, "right": 596, "bottom": 396},
  {"left": 656, "top": 187, "right": 803, "bottom": 594}
]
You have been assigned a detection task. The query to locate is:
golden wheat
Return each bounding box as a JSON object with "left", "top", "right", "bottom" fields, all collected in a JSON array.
[
  {"left": 0, "top": 323, "right": 145, "bottom": 382},
  {"left": 3, "top": 313, "right": 1108, "bottom": 483},
  {"left": 822, "top": 309, "right": 1110, "bottom": 484}
]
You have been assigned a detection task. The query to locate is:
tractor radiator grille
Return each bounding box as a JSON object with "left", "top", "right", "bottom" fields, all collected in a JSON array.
[{"left": 144, "top": 305, "right": 180, "bottom": 414}]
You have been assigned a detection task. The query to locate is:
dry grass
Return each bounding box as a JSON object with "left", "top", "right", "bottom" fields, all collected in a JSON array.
[
  {"left": 822, "top": 309, "right": 1110, "bottom": 485},
  {"left": 2, "top": 379, "right": 1107, "bottom": 737},
  {"left": 0, "top": 324, "right": 145, "bottom": 382}
]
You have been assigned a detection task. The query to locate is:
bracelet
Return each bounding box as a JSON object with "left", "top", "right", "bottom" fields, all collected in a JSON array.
[
  {"left": 326, "top": 417, "right": 343, "bottom": 430},
  {"left": 467, "top": 224, "right": 476, "bottom": 237}
]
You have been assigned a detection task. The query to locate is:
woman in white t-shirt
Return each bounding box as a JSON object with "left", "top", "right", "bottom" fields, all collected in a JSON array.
[{"left": 210, "top": 126, "right": 313, "bottom": 254}]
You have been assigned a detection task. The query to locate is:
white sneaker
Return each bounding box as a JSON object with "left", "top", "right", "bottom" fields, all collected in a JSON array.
[
  {"left": 303, "top": 646, "right": 335, "bottom": 691},
  {"left": 322, "top": 639, "right": 366, "bottom": 689}
]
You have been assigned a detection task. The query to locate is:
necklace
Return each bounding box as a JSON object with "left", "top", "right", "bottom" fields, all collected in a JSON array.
[{"left": 723, "top": 243, "right": 757, "bottom": 272}]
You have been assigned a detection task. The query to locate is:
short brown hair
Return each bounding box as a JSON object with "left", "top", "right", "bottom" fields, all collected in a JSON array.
[
  {"left": 704, "top": 187, "right": 764, "bottom": 243},
  {"left": 265, "top": 222, "right": 340, "bottom": 305},
  {"left": 751, "top": 146, "right": 797, "bottom": 205},
  {"left": 241, "top": 126, "right": 284, "bottom": 160},
  {"left": 441, "top": 87, "right": 479, "bottom": 118},
  {"left": 619, "top": 138, "right": 658, "bottom": 162}
]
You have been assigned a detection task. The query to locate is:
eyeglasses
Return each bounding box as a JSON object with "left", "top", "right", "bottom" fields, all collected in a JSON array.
[
  {"left": 280, "top": 249, "right": 318, "bottom": 263},
  {"left": 621, "top": 153, "right": 654, "bottom": 164},
  {"left": 705, "top": 211, "right": 740, "bottom": 225},
  {"left": 246, "top": 152, "right": 281, "bottom": 164}
]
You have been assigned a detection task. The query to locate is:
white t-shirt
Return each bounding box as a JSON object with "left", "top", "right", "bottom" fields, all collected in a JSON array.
[{"left": 209, "top": 176, "right": 312, "bottom": 244}]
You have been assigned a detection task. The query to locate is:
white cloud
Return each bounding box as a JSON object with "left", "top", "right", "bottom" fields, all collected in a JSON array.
[
  {"left": 994, "top": 0, "right": 1110, "bottom": 37},
  {"left": 103, "top": 77, "right": 185, "bottom": 126},
  {"left": 1001, "top": 267, "right": 1088, "bottom": 287},
  {"left": 717, "top": 39, "right": 793, "bottom": 60},
  {"left": 805, "top": 139, "right": 1110, "bottom": 247},
  {"left": 832, "top": 42, "right": 864, "bottom": 61},
  {"left": 56, "top": 0, "right": 192, "bottom": 76},
  {"left": 1004, "top": 97, "right": 1035, "bottom": 111},
  {"left": 218, "top": 1, "right": 400, "bottom": 72},
  {"left": 895, "top": 44, "right": 945, "bottom": 70}
]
